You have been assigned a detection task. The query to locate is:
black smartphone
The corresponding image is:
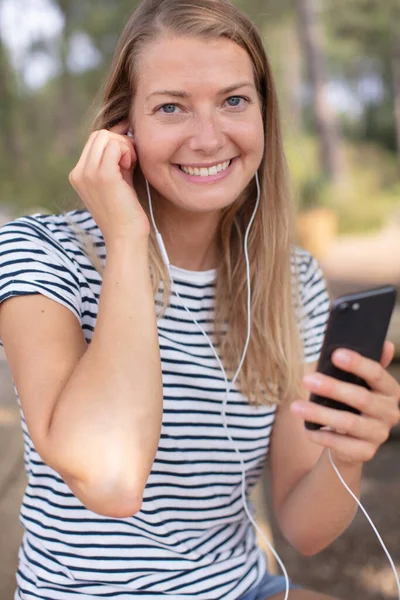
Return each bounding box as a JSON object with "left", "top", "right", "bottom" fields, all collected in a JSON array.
[{"left": 304, "top": 284, "right": 397, "bottom": 431}]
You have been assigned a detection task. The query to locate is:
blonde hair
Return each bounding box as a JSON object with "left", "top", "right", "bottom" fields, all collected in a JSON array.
[{"left": 70, "top": 0, "right": 304, "bottom": 406}]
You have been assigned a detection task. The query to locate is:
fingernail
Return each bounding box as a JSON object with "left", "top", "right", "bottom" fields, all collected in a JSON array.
[
  {"left": 335, "top": 349, "right": 351, "bottom": 364},
  {"left": 291, "top": 401, "right": 306, "bottom": 413},
  {"left": 303, "top": 374, "right": 323, "bottom": 387}
]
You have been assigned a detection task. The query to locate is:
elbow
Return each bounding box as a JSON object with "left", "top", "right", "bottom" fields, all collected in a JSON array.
[
  {"left": 284, "top": 531, "right": 337, "bottom": 557},
  {"left": 92, "top": 487, "right": 143, "bottom": 518},
  {"left": 285, "top": 513, "right": 358, "bottom": 556},
  {"left": 278, "top": 519, "right": 330, "bottom": 557},
  {"left": 63, "top": 472, "right": 144, "bottom": 518},
  {"left": 294, "top": 542, "right": 323, "bottom": 557},
  {"left": 40, "top": 442, "right": 147, "bottom": 518},
  {"left": 95, "top": 495, "right": 143, "bottom": 519},
  {"left": 283, "top": 534, "right": 325, "bottom": 557}
]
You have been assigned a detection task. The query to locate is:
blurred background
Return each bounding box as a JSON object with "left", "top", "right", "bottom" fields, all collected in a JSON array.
[{"left": 0, "top": 0, "right": 399, "bottom": 599}]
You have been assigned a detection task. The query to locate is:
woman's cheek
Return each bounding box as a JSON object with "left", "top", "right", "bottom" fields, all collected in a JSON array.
[
  {"left": 236, "top": 121, "right": 263, "bottom": 152},
  {"left": 142, "top": 135, "right": 179, "bottom": 165}
]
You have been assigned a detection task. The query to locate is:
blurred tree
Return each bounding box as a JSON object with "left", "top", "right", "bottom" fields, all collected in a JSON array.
[
  {"left": 394, "top": 36, "right": 400, "bottom": 158},
  {"left": 53, "top": 0, "right": 78, "bottom": 155},
  {"left": 296, "top": 0, "right": 344, "bottom": 185},
  {"left": 236, "top": 0, "right": 304, "bottom": 133},
  {"left": 0, "top": 35, "right": 21, "bottom": 169},
  {"left": 65, "top": 0, "right": 141, "bottom": 128},
  {"left": 326, "top": 0, "right": 400, "bottom": 162},
  {"left": 0, "top": 0, "right": 397, "bottom": 226},
  {"left": 77, "top": 0, "right": 139, "bottom": 60},
  {"left": 239, "top": 0, "right": 345, "bottom": 188}
]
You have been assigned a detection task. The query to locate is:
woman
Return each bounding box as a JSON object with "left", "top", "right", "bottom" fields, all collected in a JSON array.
[{"left": 0, "top": 1, "right": 399, "bottom": 599}]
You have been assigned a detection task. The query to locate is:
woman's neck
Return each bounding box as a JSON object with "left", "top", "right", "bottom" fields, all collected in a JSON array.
[{"left": 155, "top": 205, "right": 221, "bottom": 272}]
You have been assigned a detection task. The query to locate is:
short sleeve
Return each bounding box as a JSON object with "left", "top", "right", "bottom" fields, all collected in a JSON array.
[
  {"left": 297, "top": 251, "right": 330, "bottom": 363},
  {"left": 0, "top": 216, "right": 83, "bottom": 347}
]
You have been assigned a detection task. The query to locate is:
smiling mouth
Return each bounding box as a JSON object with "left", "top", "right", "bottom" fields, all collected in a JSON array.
[{"left": 178, "top": 159, "right": 233, "bottom": 177}]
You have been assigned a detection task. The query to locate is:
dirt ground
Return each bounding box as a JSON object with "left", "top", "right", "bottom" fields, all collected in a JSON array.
[{"left": 0, "top": 356, "right": 399, "bottom": 600}]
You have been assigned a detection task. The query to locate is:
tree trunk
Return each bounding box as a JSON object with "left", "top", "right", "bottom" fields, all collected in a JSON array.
[
  {"left": 296, "top": 0, "right": 344, "bottom": 184},
  {"left": 392, "top": 35, "right": 400, "bottom": 163},
  {"left": 282, "top": 23, "right": 303, "bottom": 134},
  {"left": 0, "top": 37, "right": 21, "bottom": 166},
  {"left": 55, "top": 0, "right": 76, "bottom": 156}
]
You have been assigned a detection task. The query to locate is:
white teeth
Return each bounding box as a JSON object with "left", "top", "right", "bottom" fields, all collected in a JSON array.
[{"left": 180, "top": 160, "right": 231, "bottom": 176}]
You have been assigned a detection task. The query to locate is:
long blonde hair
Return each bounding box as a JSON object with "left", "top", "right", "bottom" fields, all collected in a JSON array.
[{"left": 71, "top": 0, "right": 304, "bottom": 406}]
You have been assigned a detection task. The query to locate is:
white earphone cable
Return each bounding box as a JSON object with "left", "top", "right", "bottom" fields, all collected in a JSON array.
[
  {"left": 328, "top": 449, "right": 400, "bottom": 597},
  {"left": 145, "top": 174, "right": 291, "bottom": 599},
  {"left": 145, "top": 173, "right": 399, "bottom": 600}
]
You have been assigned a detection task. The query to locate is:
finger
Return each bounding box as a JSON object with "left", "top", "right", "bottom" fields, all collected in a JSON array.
[
  {"left": 306, "top": 429, "right": 377, "bottom": 463},
  {"left": 331, "top": 347, "right": 399, "bottom": 397},
  {"left": 380, "top": 340, "right": 395, "bottom": 369},
  {"left": 83, "top": 129, "right": 112, "bottom": 173},
  {"left": 98, "top": 139, "right": 131, "bottom": 180},
  {"left": 107, "top": 131, "right": 136, "bottom": 169},
  {"left": 293, "top": 400, "right": 388, "bottom": 444},
  {"left": 80, "top": 129, "right": 135, "bottom": 171},
  {"left": 73, "top": 130, "right": 101, "bottom": 174},
  {"left": 85, "top": 131, "right": 133, "bottom": 175},
  {"left": 302, "top": 372, "right": 396, "bottom": 423}
]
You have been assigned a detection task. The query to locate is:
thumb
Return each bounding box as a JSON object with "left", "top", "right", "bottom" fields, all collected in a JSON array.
[{"left": 380, "top": 340, "right": 395, "bottom": 369}]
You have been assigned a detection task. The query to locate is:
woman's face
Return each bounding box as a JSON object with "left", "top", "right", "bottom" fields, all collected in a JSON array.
[{"left": 132, "top": 35, "right": 264, "bottom": 216}]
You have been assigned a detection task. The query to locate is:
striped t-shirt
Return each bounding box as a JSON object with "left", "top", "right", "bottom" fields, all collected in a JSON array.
[{"left": 0, "top": 210, "right": 330, "bottom": 600}]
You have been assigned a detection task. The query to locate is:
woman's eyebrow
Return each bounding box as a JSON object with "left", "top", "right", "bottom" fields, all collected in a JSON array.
[{"left": 145, "top": 82, "right": 256, "bottom": 101}]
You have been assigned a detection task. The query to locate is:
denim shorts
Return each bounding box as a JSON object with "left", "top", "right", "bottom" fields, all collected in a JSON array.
[{"left": 239, "top": 569, "right": 300, "bottom": 600}]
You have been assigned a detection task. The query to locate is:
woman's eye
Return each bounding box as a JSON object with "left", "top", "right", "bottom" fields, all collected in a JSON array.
[
  {"left": 226, "top": 96, "right": 248, "bottom": 108},
  {"left": 156, "top": 96, "right": 248, "bottom": 115},
  {"left": 158, "top": 103, "right": 180, "bottom": 114}
]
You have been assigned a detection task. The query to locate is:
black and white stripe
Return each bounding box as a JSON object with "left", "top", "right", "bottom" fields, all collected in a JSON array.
[{"left": 0, "top": 211, "right": 330, "bottom": 600}]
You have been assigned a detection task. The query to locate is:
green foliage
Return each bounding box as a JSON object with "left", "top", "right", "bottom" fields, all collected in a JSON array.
[
  {"left": 325, "top": 0, "right": 400, "bottom": 61},
  {"left": 323, "top": 0, "right": 400, "bottom": 153},
  {"left": 0, "top": 0, "right": 399, "bottom": 239},
  {"left": 363, "top": 100, "right": 398, "bottom": 152},
  {"left": 286, "top": 134, "right": 400, "bottom": 233}
]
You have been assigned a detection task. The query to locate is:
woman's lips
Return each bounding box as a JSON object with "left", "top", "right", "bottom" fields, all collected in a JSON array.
[{"left": 173, "top": 157, "right": 237, "bottom": 184}]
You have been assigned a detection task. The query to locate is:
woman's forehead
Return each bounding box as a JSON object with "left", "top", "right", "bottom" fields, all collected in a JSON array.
[{"left": 136, "top": 36, "right": 255, "bottom": 93}]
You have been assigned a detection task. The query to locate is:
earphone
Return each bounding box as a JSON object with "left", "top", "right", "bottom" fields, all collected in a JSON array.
[{"left": 142, "top": 164, "right": 400, "bottom": 600}]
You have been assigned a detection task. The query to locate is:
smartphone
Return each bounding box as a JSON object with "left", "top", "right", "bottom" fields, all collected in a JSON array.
[{"left": 304, "top": 284, "right": 397, "bottom": 431}]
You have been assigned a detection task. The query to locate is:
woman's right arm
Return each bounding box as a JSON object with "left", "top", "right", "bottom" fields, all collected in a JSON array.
[
  {"left": 0, "top": 240, "right": 162, "bottom": 517},
  {"left": 0, "top": 124, "right": 163, "bottom": 518}
]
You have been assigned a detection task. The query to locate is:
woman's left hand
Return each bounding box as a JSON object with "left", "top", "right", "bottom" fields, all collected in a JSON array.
[{"left": 291, "top": 340, "right": 400, "bottom": 465}]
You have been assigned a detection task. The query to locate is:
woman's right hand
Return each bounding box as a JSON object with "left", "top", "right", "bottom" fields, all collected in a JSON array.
[{"left": 69, "top": 121, "right": 150, "bottom": 246}]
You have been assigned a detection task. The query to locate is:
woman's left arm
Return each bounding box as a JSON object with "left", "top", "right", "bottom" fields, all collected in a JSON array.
[{"left": 269, "top": 340, "right": 400, "bottom": 556}]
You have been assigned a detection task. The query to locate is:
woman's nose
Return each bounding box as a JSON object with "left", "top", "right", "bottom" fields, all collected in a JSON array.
[{"left": 187, "top": 113, "right": 225, "bottom": 155}]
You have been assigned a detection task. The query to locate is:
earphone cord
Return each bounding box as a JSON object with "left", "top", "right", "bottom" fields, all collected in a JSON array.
[
  {"left": 145, "top": 176, "right": 399, "bottom": 600},
  {"left": 146, "top": 174, "right": 290, "bottom": 599},
  {"left": 328, "top": 449, "right": 400, "bottom": 597}
]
